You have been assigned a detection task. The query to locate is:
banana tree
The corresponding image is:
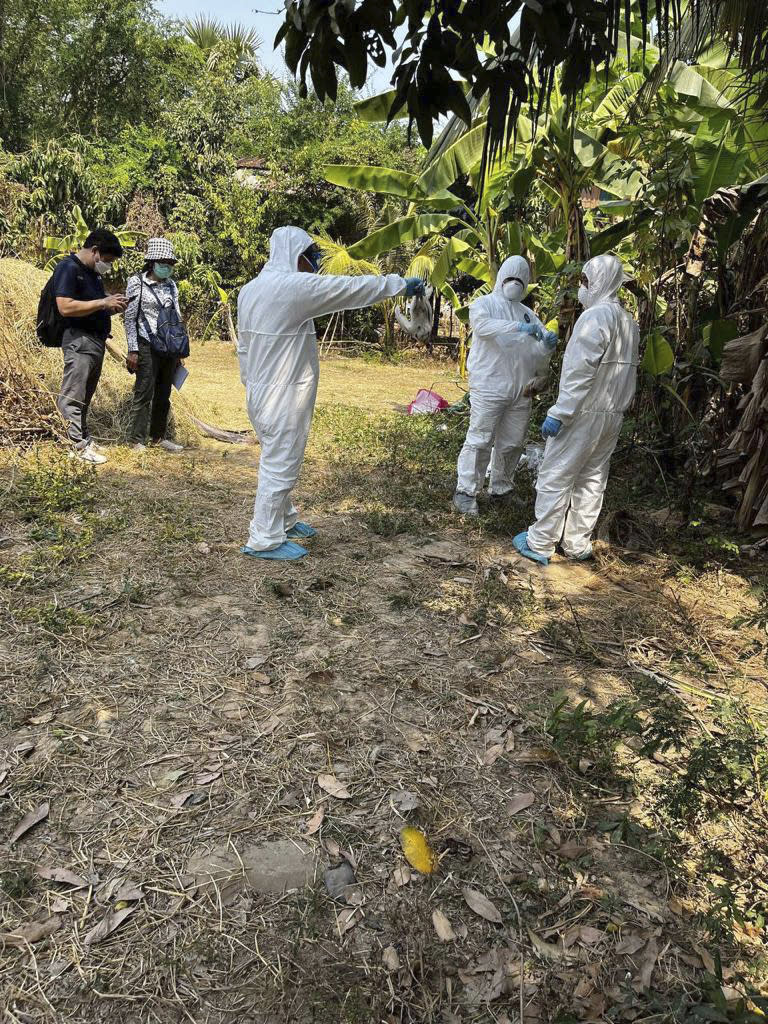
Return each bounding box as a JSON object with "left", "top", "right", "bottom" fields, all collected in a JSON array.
[
  {"left": 177, "top": 266, "right": 238, "bottom": 346},
  {"left": 312, "top": 232, "right": 398, "bottom": 352},
  {"left": 324, "top": 116, "right": 546, "bottom": 320},
  {"left": 43, "top": 205, "right": 143, "bottom": 270}
]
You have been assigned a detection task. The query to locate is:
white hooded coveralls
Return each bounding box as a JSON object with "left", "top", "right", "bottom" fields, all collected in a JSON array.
[
  {"left": 526, "top": 254, "right": 640, "bottom": 558},
  {"left": 456, "top": 256, "right": 552, "bottom": 497},
  {"left": 238, "top": 226, "right": 407, "bottom": 551}
]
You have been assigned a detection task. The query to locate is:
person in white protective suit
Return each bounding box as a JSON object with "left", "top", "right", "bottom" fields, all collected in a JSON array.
[
  {"left": 237, "top": 225, "right": 424, "bottom": 561},
  {"left": 453, "top": 255, "right": 558, "bottom": 516},
  {"left": 513, "top": 254, "right": 639, "bottom": 566}
]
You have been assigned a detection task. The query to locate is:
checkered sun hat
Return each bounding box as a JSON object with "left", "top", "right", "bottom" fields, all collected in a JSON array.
[{"left": 145, "top": 237, "right": 176, "bottom": 263}]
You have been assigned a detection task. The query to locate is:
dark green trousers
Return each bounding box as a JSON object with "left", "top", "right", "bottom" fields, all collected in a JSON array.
[{"left": 129, "top": 340, "right": 177, "bottom": 443}]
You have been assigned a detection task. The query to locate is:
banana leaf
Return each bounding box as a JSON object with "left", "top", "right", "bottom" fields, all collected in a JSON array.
[
  {"left": 431, "top": 237, "right": 473, "bottom": 288},
  {"left": 347, "top": 214, "right": 466, "bottom": 261},
  {"left": 590, "top": 206, "right": 655, "bottom": 255},
  {"left": 641, "top": 331, "right": 675, "bottom": 376},
  {"left": 354, "top": 89, "right": 405, "bottom": 123},
  {"left": 323, "top": 164, "right": 417, "bottom": 197}
]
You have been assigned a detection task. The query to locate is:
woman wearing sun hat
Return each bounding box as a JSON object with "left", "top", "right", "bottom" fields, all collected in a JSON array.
[{"left": 125, "top": 237, "right": 189, "bottom": 452}]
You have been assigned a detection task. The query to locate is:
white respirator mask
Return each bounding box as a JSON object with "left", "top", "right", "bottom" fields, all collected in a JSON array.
[
  {"left": 94, "top": 257, "right": 111, "bottom": 276},
  {"left": 578, "top": 284, "right": 591, "bottom": 308},
  {"left": 502, "top": 280, "right": 525, "bottom": 302}
]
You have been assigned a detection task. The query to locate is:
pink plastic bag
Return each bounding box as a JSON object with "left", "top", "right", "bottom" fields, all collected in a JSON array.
[{"left": 407, "top": 389, "right": 449, "bottom": 415}]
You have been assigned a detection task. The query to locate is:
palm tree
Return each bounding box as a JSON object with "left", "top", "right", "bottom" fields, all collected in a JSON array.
[{"left": 182, "top": 16, "right": 261, "bottom": 74}]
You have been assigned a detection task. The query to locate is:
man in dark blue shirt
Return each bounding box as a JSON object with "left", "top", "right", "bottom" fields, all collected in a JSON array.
[{"left": 54, "top": 228, "right": 128, "bottom": 463}]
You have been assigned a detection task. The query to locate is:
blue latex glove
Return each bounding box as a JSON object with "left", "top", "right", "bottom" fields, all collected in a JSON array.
[
  {"left": 404, "top": 277, "right": 425, "bottom": 298},
  {"left": 511, "top": 321, "right": 540, "bottom": 337},
  {"left": 542, "top": 329, "right": 558, "bottom": 350},
  {"left": 541, "top": 416, "right": 562, "bottom": 438}
]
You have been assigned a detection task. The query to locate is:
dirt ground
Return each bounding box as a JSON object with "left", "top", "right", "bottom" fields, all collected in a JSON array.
[{"left": 1, "top": 346, "right": 767, "bottom": 1023}]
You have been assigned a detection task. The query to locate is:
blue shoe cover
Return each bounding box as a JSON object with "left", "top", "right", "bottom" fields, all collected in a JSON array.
[
  {"left": 569, "top": 548, "right": 593, "bottom": 562},
  {"left": 513, "top": 531, "right": 549, "bottom": 566},
  {"left": 241, "top": 541, "right": 308, "bottom": 561},
  {"left": 287, "top": 521, "right": 317, "bottom": 539}
]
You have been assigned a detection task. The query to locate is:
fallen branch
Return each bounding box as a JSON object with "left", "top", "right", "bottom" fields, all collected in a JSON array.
[{"left": 104, "top": 339, "right": 255, "bottom": 446}]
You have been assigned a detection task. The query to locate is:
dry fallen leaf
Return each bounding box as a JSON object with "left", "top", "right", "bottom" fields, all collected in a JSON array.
[
  {"left": 554, "top": 842, "right": 589, "bottom": 861},
  {"left": 579, "top": 926, "right": 604, "bottom": 945},
  {"left": 432, "top": 909, "right": 456, "bottom": 942},
  {"left": 400, "top": 827, "right": 438, "bottom": 874},
  {"left": 401, "top": 728, "right": 430, "bottom": 753},
  {"left": 514, "top": 747, "right": 559, "bottom": 765},
  {"left": 527, "top": 927, "right": 570, "bottom": 961},
  {"left": 391, "top": 790, "right": 420, "bottom": 812},
  {"left": 257, "top": 714, "right": 282, "bottom": 737},
  {"left": 169, "top": 790, "right": 194, "bottom": 810},
  {"left": 336, "top": 907, "right": 360, "bottom": 936},
  {"left": 195, "top": 770, "right": 221, "bottom": 786},
  {"left": 36, "top": 866, "right": 88, "bottom": 889},
  {"left": 323, "top": 837, "right": 342, "bottom": 860},
  {"left": 0, "top": 915, "right": 61, "bottom": 947},
  {"left": 634, "top": 937, "right": 659, "bottom": 992},
  {"left": 463, "top": 887, "right": 503, "bottom": 924},
  {"left": 304, "top": 806, "right": 325, "bottom": 835},
  {"left": 482, "top": 744, "right": 505, "bottom": 766},
  {"left": 29, "top": 711, "right": 54, "bottom": 726},
  {"left": 84, "top": 905, "right": 137, "bottom": 946},
  {"left": 317, "top": 774, "right": 352, "bottom": 800},
  {"left": 391, "top": 865, "right": 411, "bottom": 888},
  {"left": 694, "top": 944, "right": 717, "bottom": 974},
  {"left": 382, "top": 945, "right": 401, "bottom": 971},
  {"left": 508, "top": 792, "right": 535, "bottom": 816},
  {"left": 10, "top": 802, "right": 49, "bottom": 845},
  {"left": 616, "top": 933, "right": 647, "bottom": 956},
  {"left": 114, "top": 882, "right": 145, "bottom": 902}
]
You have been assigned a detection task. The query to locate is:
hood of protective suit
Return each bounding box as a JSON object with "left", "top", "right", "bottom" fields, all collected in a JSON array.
[
  {"left": 494, "top": 255, "right": 531, "bottom": 296},
  {"left": 581, "top": 254, "right": 625, "bottom": 308},
  {"left": 263, "top": 226, "right": 315, "bottom": 274}
]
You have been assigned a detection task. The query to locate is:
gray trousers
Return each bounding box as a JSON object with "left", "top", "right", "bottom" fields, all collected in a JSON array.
[
  {"left": 128, "top": 339, "right": 176, "bottom": 443},
  {"left": 57, "top": 329, "right": 105, "bottom": 449}
]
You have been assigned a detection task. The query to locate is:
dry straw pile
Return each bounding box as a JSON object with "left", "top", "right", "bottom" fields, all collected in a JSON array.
[{"left": 0, "top": 258, "right": 201, "bottom": 448}]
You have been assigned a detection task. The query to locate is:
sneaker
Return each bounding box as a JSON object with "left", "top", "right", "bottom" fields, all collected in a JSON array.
[
  {"left": 131, "top": 442, "right": 147, "bottom": 452},
  {"left": 452, "top": 491, "right": 479, "bottom": 517},
  {"left": 151, "top": 439, "right": 184, "bottom": 454},
  {"left": 76, "top": 443, "right": 107, "bottom": 465}
]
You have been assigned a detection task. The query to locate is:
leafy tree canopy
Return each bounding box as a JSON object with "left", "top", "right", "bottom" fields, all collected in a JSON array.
[{"left": 277, "top": 1, "right": 768, "bottom": 163}]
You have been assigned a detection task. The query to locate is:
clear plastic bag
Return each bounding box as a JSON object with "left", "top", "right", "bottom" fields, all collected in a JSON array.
[{"left": 519, "top": 442, "right": 545, "bottom": 481}]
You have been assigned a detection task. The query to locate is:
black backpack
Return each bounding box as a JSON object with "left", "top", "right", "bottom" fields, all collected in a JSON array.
[
  {"left": 36, "top": 275, "right": 66, "bottom": 348},
  {"left": 135, "top": 277, "right": 190, "bottom": 358}
]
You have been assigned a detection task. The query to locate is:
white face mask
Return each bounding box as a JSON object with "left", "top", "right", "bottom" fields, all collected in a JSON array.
[
  {"left": 578, "top": 284, "right": 591, "bottom": 308},
  {"left": 502, "top": 280, "right": 525, "bottom": 301},
  {"left": 94, "top": 255, "right": 111, "bottom": 276}
]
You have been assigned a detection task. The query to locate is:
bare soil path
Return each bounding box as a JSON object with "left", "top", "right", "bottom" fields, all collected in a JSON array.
[{"left": 1, "top": 351, "right": 766, "bottom": 1023}]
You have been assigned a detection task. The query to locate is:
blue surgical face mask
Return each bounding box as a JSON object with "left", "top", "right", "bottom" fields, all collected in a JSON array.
[{"left": 154, "top": 263, "right": 174, "bottom": 280}]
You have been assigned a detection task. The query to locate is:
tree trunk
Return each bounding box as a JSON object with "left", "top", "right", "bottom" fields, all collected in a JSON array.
[
  {"left": 558, "top": 198, "right": 590, "bottom": 339},
  {"left": 715, "top": 325, "right": 768, "bottom": 530},
  {"left": 224, "top": 301, "right": 237, "bottom": 350}
]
